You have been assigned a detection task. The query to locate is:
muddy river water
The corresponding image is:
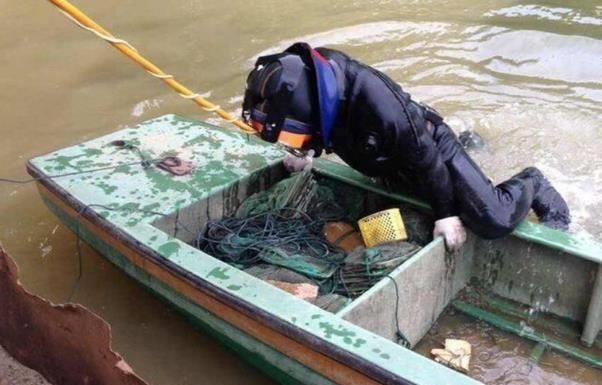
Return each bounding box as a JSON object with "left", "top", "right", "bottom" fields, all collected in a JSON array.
[{"left": 1, "top": 1, "right": 601, "bottom": 384}]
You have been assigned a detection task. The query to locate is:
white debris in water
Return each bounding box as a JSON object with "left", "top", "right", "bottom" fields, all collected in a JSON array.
[
  {"left": 573, "top": 16, "right": 602, "bottom": 25},
  {"left": 131, "top": 99, "right": 163, "bottom": 118},
  {"left": 443, "top": 116, "right": 473, "bottom": 136},
  {"left": 518, "top": 321, "right": 535, "bottom": 335},
  {"left": 40, "top": 245, "right": 52, "bottom": 259},
  {"left": 228, "top": 95, "right": 244, "bottom": 105},
  {"left": 528, "top": 308, "right": 536, "bottom": 316},
  {"left": 485, "top": 5, "right": 571, "bottom": 21},
  {"left": 39, "top": 236, "right": 52, "bottom": 258}
]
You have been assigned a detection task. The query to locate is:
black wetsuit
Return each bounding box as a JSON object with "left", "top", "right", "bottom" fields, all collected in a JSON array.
[{"left": 317, "top": 47, "right": 566, "bottom": 239}]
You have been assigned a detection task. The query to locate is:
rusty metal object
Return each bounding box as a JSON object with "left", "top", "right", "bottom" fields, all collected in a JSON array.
[{"left": 0, "top": 246, "right": 148, "bottom": 385}]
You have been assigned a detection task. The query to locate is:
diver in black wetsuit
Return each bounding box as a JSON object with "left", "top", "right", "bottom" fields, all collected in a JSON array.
[{"left": 241, "top": 42, "right": 570, "bottom": 251}]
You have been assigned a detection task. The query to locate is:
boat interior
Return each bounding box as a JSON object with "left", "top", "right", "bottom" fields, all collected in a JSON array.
[{"left": 151, "top": 160, "right": 602, "bottom": 376}]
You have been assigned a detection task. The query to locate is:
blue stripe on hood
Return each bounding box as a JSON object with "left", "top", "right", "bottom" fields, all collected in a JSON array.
[{"left": 310, "top": 49, "right": 340, "bottom": 148}]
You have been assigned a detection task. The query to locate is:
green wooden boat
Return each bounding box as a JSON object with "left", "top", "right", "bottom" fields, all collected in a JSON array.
[{"left": 27, "top": 115, "right": 602, "bottom": 384}]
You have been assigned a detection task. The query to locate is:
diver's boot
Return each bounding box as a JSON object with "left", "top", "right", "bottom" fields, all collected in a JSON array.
[{"left": 527, "top": 168, "right": 571, "bottom": 231}]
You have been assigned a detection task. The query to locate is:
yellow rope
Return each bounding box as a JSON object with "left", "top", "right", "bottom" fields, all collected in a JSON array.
[
  {"left": 59, "top": 10, "right": 139, "bottom": 52},
  {"left": 178, "top": 92, "right": 202, "bottom": 100},
  {"left": 47, "top": 0, "right": 255, "bottom": 134},
  {"left": 147, "top": 71, "right": 175, "bottom": 80}
]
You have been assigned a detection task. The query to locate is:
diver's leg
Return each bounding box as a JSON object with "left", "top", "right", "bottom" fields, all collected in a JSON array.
[
  {"left": 433, "top": 123, "right": 569, "bottom": 238},
  {"left": 445, "top": 150, "right": 531, "bottom": 238}
]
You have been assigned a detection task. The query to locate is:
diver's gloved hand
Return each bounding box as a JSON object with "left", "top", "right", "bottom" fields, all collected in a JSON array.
[
  {"left": 283, "top": 150, "right": 314, "bottom": 172},
  {"left": 433, "top": 216, "right": 467, "bottom": 252}
]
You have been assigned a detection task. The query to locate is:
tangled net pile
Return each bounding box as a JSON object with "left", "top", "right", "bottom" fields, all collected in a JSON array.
[
  {"left": 198, "top": 208, "right": 345, "bottom": 279},
  {"left": 198, "top": 170, "right": 346, "bottom": 279},
  {"left": 197, "top": 170, "right": 420, "bottom": 299}
]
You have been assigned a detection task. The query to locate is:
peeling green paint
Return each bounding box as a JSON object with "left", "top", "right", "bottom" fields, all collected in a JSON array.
[
  {"left": 75, "top": 159, "right": 96, "bottom": 167},
  {"left": 227, "top": 284, "right": 243, "bottom": 291},
  {"left": 118, "top": 202, "right": 141, "bottom": 217},
  {"left": 207, "top": 267, "right": 231, "bottom": 280},
  {"left": 141, "top": 202, "right": 161, "bottom": 212},
  {"left": 84, "top": 148, "right": 103, "bottom": 157},
  {"left": 113, "top": 164, "right": 132, "bottom": 175},
  {"left": 318, "top": 322, "right": 357, "bottom": 345},
  {"left": 158, "top": 241, "right": 180, "bottom": 257},
  {"left": 94, "top": 180, "right": 118, "bottom": 195},
  {"left": 46, "top": 153, "right": 88, "bottom": 171},
  {"left": 29, "top": 114, "right": 283, "bottom": 232}
]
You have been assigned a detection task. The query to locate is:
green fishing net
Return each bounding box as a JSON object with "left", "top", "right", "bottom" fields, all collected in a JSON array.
[
  {"left": 335, "top": 241, "right": 421, "bottom": 298},
  {"left": 199, "top": 170, "right": 422, "bottom": 300},
  {"left": 236, "top": 170, "right": 318, "bottom": 218},
  {"left": 236, "top": 170, "right": 346, "bottom": 222},
  {"left": 201, "top": 171, "right": 345, "bottom": 280}
]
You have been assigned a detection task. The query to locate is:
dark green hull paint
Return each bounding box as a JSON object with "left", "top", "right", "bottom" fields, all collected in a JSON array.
[{"left": 41, "top": 195, "right": 325, "bottom": 385}]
